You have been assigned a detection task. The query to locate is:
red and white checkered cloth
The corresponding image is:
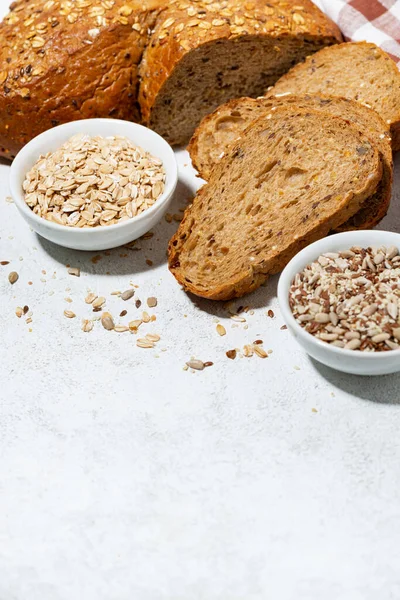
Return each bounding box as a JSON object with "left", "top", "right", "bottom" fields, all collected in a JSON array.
[{"left": 319, "top": 0, "right": 400, "bottom": 65}]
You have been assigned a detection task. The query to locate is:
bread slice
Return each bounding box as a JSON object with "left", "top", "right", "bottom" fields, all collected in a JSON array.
[
  {"left": 139, "top": 0, "right": 342, "bottom": 146},
  {"left": 169, "top": 107, "right": 383, "bottom": 300},
  {"left": 188, "top": 94, "right": 393, "bottom": 231},
  {"left": 268, "top": 42, "right": 400, "bottom": 151}
]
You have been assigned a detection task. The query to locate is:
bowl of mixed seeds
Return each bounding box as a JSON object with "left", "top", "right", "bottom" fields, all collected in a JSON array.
[
  {"left": 278, "top": 230, "right": 400, "bottom": 376},
  {"left": 10, "top": 119, "right": 178, "bottom": 251}
]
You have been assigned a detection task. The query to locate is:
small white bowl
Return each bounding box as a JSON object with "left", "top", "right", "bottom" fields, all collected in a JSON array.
[
  {"left": 9, "top": 119, "right": 178, "bottom": 251},
  {"left": 278, "top": 230, "right": 400, "bottom": 376}
]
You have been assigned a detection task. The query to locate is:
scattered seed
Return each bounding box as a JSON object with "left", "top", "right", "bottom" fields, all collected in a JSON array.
[
  {"left": 114, "top": 325, "right": 129, "bottom": 333},
  {"left": 216, "top": 324, "right": 226, "bottom": 336},
  {"left": 226, "top": 349, "right": 237, "bottom": 359},
  {"left": 147, "top": 296, "right": 157, "bottom": 308},
  {"left": 268, "top": 309, "right": 274, "bottom": 318},
  {"left": 186, "top": 359, "right": 205, "bottom": 370},
  {"left": 280, "top": 325, "right": 288, "bottom": 330},
  {"left": 8, "top": 271, "right": 18, "bottom": 284},
  {"left": 101, "top": 312, "right": 114, "bottom": 331},
  {"left": 120, "top": 310, "right": 127, "bottom": 317},
  {"left": 135, "top": 299, "right": 142, "bottom": 308},
  {"left": 204, "top": 361, "right": 214, "bottom": 367},
  {"left": 142, "top": 311, "right": 151, "bottom": 323},
  {"left": 67, "top": 267, "right": 80, "bottom": 277},
  {"left": 64, "top": 297, "right": 73, "bottom": 303},
  {"left": 121, "top": 289, "right": 135, "bottom": 301},
  {"left": 253, "top": 339, "right": 263, "bottom": 345},
  {"left": 63, "top": 310, "right": 76, "bottom": 318},
  {"left": 1, "top": 261, "right": 10, "bottom": 265},
  {"left": 15, "top": 306, "right": 23, "bottom": 318}
]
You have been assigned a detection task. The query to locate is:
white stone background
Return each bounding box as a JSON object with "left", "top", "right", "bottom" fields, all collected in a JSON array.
[{"left": 1, "top": 1, "right": 400, "bottom": 598}]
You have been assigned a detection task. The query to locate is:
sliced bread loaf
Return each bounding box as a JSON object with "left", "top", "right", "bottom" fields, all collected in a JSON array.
[
  {"left": 0, "top": 0, "right": 166, "bottom": 160},
  {"left": 188, "top": 93, "right": 393, "bottom": 231},
  {"left": 169, "top": 107, "right": 383, "bottom": 300},
  {"left": 139, "top": 0, "right": 342, "bottom": 146},
  {"left": 268, "top": 42, "right": 400, "bottom": 151}
]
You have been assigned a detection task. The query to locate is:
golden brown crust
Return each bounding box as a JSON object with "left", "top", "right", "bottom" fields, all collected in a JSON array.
[
  {"left": 138, "top": 0, "right": 342, "bottom": 129},
  {"left": 0, "top": 0, "right": 165, "bottom": 159}
]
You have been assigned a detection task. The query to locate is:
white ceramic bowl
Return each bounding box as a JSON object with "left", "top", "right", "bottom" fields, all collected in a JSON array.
[
  {"left": 278, "top": 230, "right": 400, "bottom": 376},
  {"left": 9, "top": 119, "right": 178, "bottom": 251}
]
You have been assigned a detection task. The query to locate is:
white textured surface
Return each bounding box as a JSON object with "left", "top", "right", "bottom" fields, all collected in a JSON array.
[{"left": 1, "top": 5, "right": 400, "bottom": 596}]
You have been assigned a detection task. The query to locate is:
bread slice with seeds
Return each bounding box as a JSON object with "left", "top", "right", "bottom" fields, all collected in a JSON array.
[
  {"left": 268, "top": 42, "right": 400, "bottom": 151},
  {"left": 169, "top": 106, "right": 383, "bottom": 300},
  {"left": 139, "top": 0, "right": 342, "bottom": 146},
  {"left": 188, "top": 93, "right": 393, "bottom": 230}
]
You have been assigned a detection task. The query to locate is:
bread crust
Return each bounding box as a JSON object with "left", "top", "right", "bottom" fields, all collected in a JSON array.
[
  {"left": 138, "top": 0, "right": 342, "bottom": 143},
  {"left": 169, "top": 107, "right": 383, "bottom": 300},
  {"left": 0, "top": 0, "right": 165, "bottom": 159}
]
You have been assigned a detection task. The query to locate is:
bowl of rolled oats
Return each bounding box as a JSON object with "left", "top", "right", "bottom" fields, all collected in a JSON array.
[
  {"left": 278, "top": 230, "right": 400, "bottom": 376},
  {"left": 10, "top": 119, "right": 178, "bottom": 251}
]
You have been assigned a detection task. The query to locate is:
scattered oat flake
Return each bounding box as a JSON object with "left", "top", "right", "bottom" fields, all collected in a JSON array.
[
  {"left": 114, "top": 325, "right": 129, "bottom": 333},
  {"left": 129, "top": 319, "right": 142, "bottom": 331},
  {"left": 68, "top": 267, "right": 80, "bottom": 277},
  {"left": 231, "top": 314, "right": 246, "bottom": 322},
  {"left": 254, "top": 345, "right": 268, "bottom": 358},
  {"left": 81, "top": 319, "right": 93, "bottom": 332},
  {"left": 147, "top": 296, "right": 157, "bottom": 308},
  {"left": 64, "top": 310, "right": 76, "bottom": 318},
  {"left": 294, "top": 365, "right": 301, "bottom": 370},
  {"left": 137, "top": 338, "right": 154, "bottom": 348},
  {"left": 15, "top": 307, "right": 23, "bottom": 318},
  {"left": 85, "top": 293, "right": 97, "bottom": 304},
  {"left": 146, "top": 333, "right": 160, "bottom": 342},
  {"left": 64, "top": 297, "right": 73, "bottom": 303},
  {"left": 26, "top": 317, "right": 32, "bottom": 324},
  {"left": 183, "top": 364, "right": 189, "bottom": 371},
  {"left": 142, "top": 311, "right": 151, "bottom": 323},
  {"left": 312, "top": 408, "right": 318, "bottom": 413},
  {"left": 8, "top": 271, "right": 18, "bottom": 284},
  {"left": 5, "top": 196, "right": 13, "bottom": 203},
  {"left": 92, "top": 296, "right": 106, "bottom": 309}
]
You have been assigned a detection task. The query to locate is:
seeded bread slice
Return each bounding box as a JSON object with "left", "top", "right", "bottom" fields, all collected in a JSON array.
[
  {"left": 169, "top": 107, "right": 383, "bottom": 300},
  {"left": 268, "top": 42, "right": 400, "bottom": 151},
  {"left": 139, "top": 0, "right": 342, "bottom": 146},
  {"left": 188, "top": 93, "right": 393, "bottom": 231}
]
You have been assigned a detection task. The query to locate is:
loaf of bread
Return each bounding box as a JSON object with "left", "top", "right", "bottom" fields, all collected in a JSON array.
[
  {"left": 0, "top": 0, "right": 167, "bottom": 160},
  {"left": 139, "top": 0, "right": 342, "bottom": 146},
  {"left": 268, "top": 42, "right": 400, "bottom": 151},
  {"left": 0, "top": 0, "right": 341, "bottom": 159},
  {"left": 188, "top": 93, "right": 393, "bottom": 231},
  {"left": 169, "top": 106, "right": 383, "bottom": 300}
]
